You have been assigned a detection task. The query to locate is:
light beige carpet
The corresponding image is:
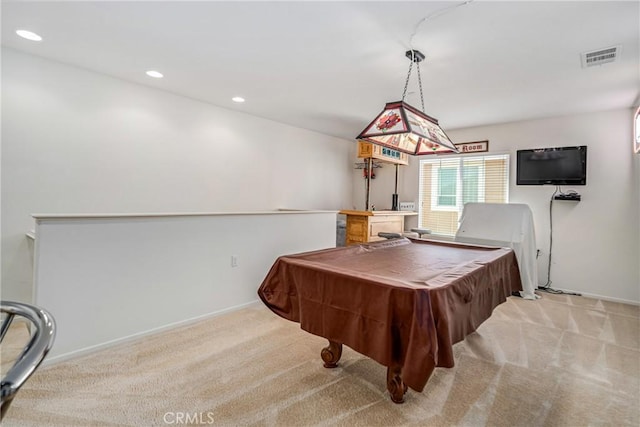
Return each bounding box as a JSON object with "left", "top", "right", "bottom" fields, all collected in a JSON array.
[{"left": 2, "top": 293, "right": 638, "bottom": 426}]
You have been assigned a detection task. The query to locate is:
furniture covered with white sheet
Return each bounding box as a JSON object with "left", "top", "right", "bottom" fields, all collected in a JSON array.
[{"left": 455, "top": 203, "right": 539, "bottom": 299}]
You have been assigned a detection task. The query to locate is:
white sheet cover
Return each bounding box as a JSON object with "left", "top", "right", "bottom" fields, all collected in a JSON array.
[{"left": 455, "top": 203, "right": 539, "bottom": 299}]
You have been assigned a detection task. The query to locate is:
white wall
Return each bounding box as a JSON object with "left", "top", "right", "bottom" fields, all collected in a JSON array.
[
  {"left": 4, "top": 48, "right": 638, "bottom": 306},
  {"left": 1, "top": 48, "right": 354, "bottom": 302},
  {"left": 636, "top": 118, "right": 640, "bottom": 275},
  {"left": 33, "top": 211, "right": 337, "bottom": 360},
  {"left": 359, "top": 109, "right": 639, "bottom": 303}
]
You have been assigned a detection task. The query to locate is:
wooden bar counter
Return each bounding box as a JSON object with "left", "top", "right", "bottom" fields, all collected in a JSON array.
[{"left": 339, "top": 210, "right": 417, "bottom": 246}]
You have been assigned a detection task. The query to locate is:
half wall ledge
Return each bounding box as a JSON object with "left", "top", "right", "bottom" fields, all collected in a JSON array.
[{"left": 32, "top": 210, "right": 338, "bottom": 361}]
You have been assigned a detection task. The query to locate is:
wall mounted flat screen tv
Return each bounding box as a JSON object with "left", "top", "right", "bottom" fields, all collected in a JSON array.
[{"left": 516, "top": 146, "right": 587, "bottom": 185}]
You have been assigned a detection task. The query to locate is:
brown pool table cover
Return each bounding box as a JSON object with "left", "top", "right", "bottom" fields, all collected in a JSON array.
[{"left": 257, "top": 238, "right": 522, "bottom": 392}]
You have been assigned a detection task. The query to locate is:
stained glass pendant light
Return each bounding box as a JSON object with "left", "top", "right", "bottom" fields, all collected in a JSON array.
[{"left": 356, "top": 50, "right": 458, "bottom": 155}]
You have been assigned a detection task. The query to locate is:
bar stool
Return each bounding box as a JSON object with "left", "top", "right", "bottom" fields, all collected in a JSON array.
[
  {"left": 411, "top": 228, "right": 432, "bottom": 238},
  {"left": 377, "top": 232, "right": 403, "bottom": 240}
]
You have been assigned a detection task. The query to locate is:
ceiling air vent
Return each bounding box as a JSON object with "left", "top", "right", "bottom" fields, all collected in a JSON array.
[{"left": 581, "top": 45, "right": 620, "bottom": 68}]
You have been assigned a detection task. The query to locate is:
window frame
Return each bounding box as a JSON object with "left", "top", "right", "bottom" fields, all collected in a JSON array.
[{"left": 419, "top": 152, "right": 510, "bottom": 236}]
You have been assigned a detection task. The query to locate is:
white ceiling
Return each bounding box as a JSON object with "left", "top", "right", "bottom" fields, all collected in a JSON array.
[{"left": 2, "top": 1, "right": 639, "bottom": 140}]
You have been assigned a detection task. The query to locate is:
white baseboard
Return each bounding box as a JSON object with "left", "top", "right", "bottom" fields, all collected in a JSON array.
[
  {"left": 42, "top": 299, "right": 261, "bottom": 366},
  {"left": 538, "top": 287, "right": 639, "bottom": 306}
]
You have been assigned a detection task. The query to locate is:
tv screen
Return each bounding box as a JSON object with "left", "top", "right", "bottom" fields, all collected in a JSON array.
[{"left": 516, "top": 146, "right": 587, "bottom": 185}]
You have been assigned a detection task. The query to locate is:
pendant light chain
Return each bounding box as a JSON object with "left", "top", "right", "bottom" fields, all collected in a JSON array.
[
  {"left": 416, "top": 59, "right": 425, "bottom": 112},
  {"left": 401, "top": 59, "right": 414, "bottom": 102},
  {"left": 401, "top": 50, "right": 426, "bottom": 112}
]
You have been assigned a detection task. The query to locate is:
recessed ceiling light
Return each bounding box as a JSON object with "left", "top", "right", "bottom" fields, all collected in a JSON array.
[
  {"left": 232, "top": 96, "right": 245, "bottom": 103},
  {"left": 16, "top": 29, "right": 42, "bottom": 41},
  {"left": 146, "top": 70, "right": 164, "bottom": 79}
]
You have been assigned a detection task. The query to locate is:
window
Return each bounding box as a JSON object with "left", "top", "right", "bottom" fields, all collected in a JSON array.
[
  {"left": 419, "top": 154, "right": 509, "bottom": 236},
  {"left": 436, "top": 164, "right": 457, "bottom": 207}
]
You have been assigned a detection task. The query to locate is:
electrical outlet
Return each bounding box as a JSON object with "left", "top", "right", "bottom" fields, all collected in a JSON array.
[
  {"left": 231, "top": 255, "right": 238, "bottom": 268},
  {"left": 399, "top": 202, "right": 415, "bottom": 211}
]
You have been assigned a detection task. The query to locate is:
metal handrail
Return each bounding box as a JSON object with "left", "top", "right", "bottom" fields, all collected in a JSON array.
[{"left": 0, "top": 301, "right": 56, "bottom": 421}]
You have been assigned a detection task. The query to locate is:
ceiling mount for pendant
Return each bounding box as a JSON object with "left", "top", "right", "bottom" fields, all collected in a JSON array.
[
  {"left": 356, "top": 49, "right": 458, "bottom": 156},
  {"left": 405, "top": 49, "right": 425, "bottom": 62}
]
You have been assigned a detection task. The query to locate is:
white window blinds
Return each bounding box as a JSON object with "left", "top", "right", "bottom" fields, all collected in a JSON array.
[{"left": 418, "top": 154, "right": 510, "bottom": 236}]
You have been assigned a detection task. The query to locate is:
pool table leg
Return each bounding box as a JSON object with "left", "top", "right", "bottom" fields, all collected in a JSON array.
[
  {"left": 386, "top": 364, "right": 408, "bottom": 404},
  {"left": 321, "top": 340, "right": 343, "bottom": 368}
]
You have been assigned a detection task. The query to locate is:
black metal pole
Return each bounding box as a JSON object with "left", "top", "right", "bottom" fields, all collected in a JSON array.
[
  {"left": 392, "top": 164, "right": 399, "bottom": 210},
  {"left": 365, "top": 157, "right": 372, "bottom": 210}
]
